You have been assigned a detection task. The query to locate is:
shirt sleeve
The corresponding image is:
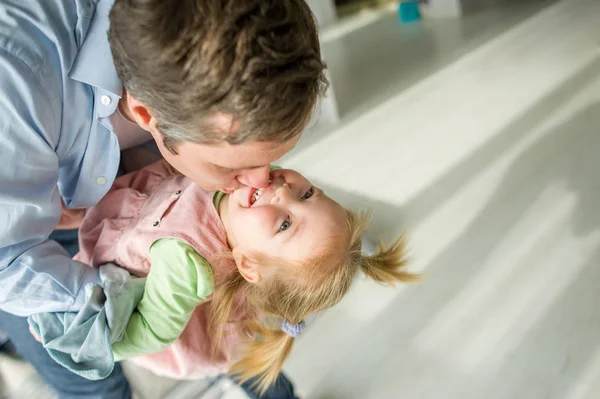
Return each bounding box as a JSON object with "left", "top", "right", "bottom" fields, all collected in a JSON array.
[
  {"left": 112, "top": 238, "right": 215, "bottom": 360},
  {"left": 0, "top": 45, "right": 100, "bottom": 316}
]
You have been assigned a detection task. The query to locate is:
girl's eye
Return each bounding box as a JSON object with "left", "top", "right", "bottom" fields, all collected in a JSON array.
[
  {"left": 301, "top": 188, "right": 314, "bottom": 200},
  {"left": 279, "top": 217, "right": 291, "bottom": 232}
]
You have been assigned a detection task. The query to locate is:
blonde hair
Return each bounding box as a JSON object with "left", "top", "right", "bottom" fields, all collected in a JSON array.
[{"left": 210, "top": 210, "right": 418, "bottom": 393}]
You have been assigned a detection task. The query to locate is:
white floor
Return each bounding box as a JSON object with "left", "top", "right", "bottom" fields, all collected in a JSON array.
[
  {"left": 297, "top": 0, "right": 559, "bottom": 151},
  {"left": 320, "top": 0, "right": 557, "bottom": 118},
  {"left": 3, "top": 0, "right": 600, "bottom": 398}
]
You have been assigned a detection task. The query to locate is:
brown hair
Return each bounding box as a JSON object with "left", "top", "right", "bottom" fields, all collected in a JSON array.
[
  {"left": 108, "top": 0, "right": 328, "bottom": 150},
  {"left": 210, "top": 211, "right": 418, "bottom": 393}
]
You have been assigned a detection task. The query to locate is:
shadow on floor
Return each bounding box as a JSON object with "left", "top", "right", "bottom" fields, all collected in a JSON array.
[{"left": 306, "top": 56, "right": 600, "bottom": 399}]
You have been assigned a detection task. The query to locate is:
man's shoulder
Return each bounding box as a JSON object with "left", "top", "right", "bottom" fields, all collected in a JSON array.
[
  {"left": 0, "top": 0, "right": 89, "bottom": 71},
  {"left": 0, "top": 0, "right": 100, "bottom": 144}
]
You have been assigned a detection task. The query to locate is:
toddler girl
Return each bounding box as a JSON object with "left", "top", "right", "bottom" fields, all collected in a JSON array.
[{"left": 67, "top": 159, "right": 416, "bottom": 392}]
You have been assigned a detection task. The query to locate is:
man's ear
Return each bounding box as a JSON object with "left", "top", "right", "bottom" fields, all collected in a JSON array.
[
  {"left": 122, "top": 92, "right": 157, "bottom": 132},
  {"left": 232, "top": 249, "right": 261, "bottom": 284}
]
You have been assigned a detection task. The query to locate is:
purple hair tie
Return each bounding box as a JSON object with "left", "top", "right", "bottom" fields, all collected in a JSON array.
[{"left": 281, "top": 320, "right": 305, "bottom": 338}]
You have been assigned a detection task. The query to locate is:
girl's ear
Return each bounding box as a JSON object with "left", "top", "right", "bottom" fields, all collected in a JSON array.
[{"left": 232, "top": 248, "right": 261, "bottom": 284}]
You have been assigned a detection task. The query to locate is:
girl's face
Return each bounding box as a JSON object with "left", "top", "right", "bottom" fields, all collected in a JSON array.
[{"left": 222, "top": 169, "right": 348, "bottom": 272}]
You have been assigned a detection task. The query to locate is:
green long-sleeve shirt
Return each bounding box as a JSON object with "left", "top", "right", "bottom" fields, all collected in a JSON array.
[{"left": 112, "top": 238, "right": 215, "bottom": 360}]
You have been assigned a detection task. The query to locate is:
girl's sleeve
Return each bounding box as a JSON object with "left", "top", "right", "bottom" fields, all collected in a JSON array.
[{"left": 112, "top": 238, "right": 215, "bottom": 360}]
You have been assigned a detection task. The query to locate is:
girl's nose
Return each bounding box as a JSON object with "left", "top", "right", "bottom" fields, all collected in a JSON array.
[{"left": 272, "top": 183, "right": 293, "bottom": 204}]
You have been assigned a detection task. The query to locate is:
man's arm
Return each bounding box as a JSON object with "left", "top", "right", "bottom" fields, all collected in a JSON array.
[{"left": 0, "top": 46, "right": 100, "bottom": 317}]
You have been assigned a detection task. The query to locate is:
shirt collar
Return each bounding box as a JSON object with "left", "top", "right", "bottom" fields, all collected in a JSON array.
[{"left": 69, "top": 0, "right": 122, "bottom": 116}]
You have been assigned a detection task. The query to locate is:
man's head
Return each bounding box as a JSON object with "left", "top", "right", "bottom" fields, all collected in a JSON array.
[{"left": 108, "top": 0, "right": 327, "bottom": 192}]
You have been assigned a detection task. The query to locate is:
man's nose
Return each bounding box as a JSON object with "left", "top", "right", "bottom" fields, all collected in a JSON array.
[{"left": 237, "top": 166, "right": 271, "bottom": 189}]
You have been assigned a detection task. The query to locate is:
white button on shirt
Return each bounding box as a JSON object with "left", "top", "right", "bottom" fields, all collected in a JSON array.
[
  {"left": 96, "top": 176, "right": 107, "bottom": 185},
  {"left": 100, "top": 95, "right": 112, "bottom": 106}
]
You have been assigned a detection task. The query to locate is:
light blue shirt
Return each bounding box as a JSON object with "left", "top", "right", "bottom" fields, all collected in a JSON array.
[{"left": 0, "top": 0, "right": 123, "bottom": 316}]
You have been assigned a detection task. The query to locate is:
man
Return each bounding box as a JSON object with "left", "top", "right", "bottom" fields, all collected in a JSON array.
[{"left": 0, "top": 0, "right": 327, "bottom": 398}]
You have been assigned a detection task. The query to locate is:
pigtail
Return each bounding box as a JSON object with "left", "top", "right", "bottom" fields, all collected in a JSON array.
[
  {"left": 209, "top": 271, "right": 246, "bottom": 358},
  {"left": 210, "top": 270, "right": 296, "bottom": 394},
  {"left": 360, "top": 235, "right": 419, "bottom": 284},
  {"left": 348, "top": 211, "right": 419, "bottom": 284},
  {"left": 230, "top": 321, "right": 295, "bottom": 394}
]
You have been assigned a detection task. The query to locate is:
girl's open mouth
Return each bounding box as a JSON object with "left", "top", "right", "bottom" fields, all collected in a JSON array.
[
  {"left": 248, "top": 187, "right": 263, "bottom": 207},
  {"left": 248, "top": 180, "right": 273, "bottom": 207}
]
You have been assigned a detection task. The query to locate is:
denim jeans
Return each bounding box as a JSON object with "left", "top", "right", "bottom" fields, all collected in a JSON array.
[
  {"left": 0, "top": 310, "right": 132, "bottom": 399},
  {"left": 239, "top": 373, "right": 299, "bottom": 399}
]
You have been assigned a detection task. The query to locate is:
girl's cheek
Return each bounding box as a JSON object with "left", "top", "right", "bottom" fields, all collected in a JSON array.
[
  {"left": 233, "top": 206, "right": 280, "bottom": 240},
  {"left": 251, "top": 209, "right": 281, "bottom": 237},
  {"left": 237, "top": 210, "right": 269, "bottom": 236}
]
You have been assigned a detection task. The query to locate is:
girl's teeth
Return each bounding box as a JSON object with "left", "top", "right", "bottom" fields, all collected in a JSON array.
[{"left": 252, "top": 189, "right": 262, "bottom": 204}]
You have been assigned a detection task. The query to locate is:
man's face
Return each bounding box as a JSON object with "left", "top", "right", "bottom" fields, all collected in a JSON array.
[
  {"left": 123, "top": 94, "right": 301, "bottom": 192},
  {"left": 154, "top": 134, "right": 300, "bottom": 193}
]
